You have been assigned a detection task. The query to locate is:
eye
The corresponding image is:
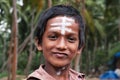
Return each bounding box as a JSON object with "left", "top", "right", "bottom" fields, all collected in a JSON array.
[
  {"left": 67, "top": 36, "right": 77, "bottom": 43},
  {"left": 48, "top": 34, "right": 58, "bottom": 40}
]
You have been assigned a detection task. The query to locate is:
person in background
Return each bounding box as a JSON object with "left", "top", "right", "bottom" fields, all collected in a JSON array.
[
  {"left": 100, "top": 52, "right": 120, "bottom": 80},
  {"left": 27, "top": 4, "right": 85, "bottom": 80}
]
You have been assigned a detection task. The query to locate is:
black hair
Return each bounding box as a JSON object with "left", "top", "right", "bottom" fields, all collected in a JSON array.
[{"left": 35, "top": 5, "right": 85, "bottom": 49}]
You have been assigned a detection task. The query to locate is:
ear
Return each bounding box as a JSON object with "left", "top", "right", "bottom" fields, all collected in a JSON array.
[
  {"left": 34, "top": 38, "right": 43, "bottom": 51},
  {"left": 77, "top": 46, "right": 84, "bottom": 55}
]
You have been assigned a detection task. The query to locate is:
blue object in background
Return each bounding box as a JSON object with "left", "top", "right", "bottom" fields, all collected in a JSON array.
[
  {"left": 114, "top": 52, "right": 120, "bottom": 59},
  {"left": 100, "top": 70, "right": 119, "bottom": 80}
]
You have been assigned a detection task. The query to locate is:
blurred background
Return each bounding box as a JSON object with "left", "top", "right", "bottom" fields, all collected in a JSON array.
[{"left": 0, "top": 0, "right": 120, "bottom": 80}]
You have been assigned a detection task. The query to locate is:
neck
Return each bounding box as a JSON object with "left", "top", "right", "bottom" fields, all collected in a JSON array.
[{"left": 44, "top": 62, "right": 70, "bottom": 80}]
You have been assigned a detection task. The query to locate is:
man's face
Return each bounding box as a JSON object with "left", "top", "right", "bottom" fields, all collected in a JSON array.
[{"left": 37, "top": 16, "right": 82, "bottom": 67}]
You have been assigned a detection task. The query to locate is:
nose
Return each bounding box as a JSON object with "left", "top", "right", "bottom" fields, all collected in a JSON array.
[{"left": 56, "top": 37, "right": 67, "bottom": 50}]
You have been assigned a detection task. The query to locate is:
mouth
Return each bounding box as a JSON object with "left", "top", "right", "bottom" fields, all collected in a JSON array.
[{"left": 52, "top": 52, "right": 68, "bottom": 58}]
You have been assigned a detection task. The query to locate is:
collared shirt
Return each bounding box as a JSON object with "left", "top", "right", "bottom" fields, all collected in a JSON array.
[{"left": 27, "top": 65, "right": 85, "bottom": 80}]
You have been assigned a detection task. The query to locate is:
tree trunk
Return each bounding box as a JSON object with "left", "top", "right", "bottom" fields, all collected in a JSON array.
[
  {"left": 7, "top": 0, "right": 18, "bottom": 80},
  {"left": 11, "top": 0, "right": 18, "bottom": 79},
  {"left": 47, "top": 0, "right": 52, "bottom": 8},
  {"left": 74, "top": 0, "right": 85, "bottom": 72},
  {"left": 1, "top": 13, "right": 38, "bottom": 72}
]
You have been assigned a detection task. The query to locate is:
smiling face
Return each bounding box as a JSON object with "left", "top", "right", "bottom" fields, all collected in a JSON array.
[{"left": 36, "top": 16, "right": 82, "bottom": 67}]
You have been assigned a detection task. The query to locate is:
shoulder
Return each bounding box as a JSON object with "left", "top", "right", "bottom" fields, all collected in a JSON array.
[
  {"left": 27, "top": 69, "right": 41, "bottom": 80},
  {"left": 70, "top": 69, "right": 85, "bottom": 80},
  {"left": 27, "top": 65, "right": 44, "bottom": 80}
]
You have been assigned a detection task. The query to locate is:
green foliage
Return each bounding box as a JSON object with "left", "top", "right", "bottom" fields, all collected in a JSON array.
[
  {"left": 80, "top": 0, "right": 120, "bottom": 74},
  {"left": 0, "top": 71, "right": 7, "bottom": 78},
  {"left": 94, "top": 48, "right": 109, "bottom": 66},
  {"left": 18, "top": 51, "right": 29, "bottom": 71},
  {"left": 0, "top": 0, "right": 120, "bottom": 77},
  {"left": 31, "top": 52, "right": 43, "bottom": 71},
  {"left": 108, "top": 41, "right": 120, "bottom": 58}
]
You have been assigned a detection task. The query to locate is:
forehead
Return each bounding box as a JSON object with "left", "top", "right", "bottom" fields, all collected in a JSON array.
[
  {"left": 46, "top": 16, "right": 79, "bottom": 34},
  {"left": 51, "top": 16, "right": 75, "bottom": 22}
]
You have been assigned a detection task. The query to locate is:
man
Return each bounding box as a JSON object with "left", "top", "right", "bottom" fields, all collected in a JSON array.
[{"left": 27, "top": 5, "right": 85, "bottom": 80}]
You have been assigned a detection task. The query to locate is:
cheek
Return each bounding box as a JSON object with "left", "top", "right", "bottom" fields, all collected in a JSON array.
[
  {"left": 70, "top": 43, "right": 79, "bottom": 51},
  {"left": 69, "top": 44, "right": 79, "bottom": 56},
  {"left": 42, "top": 40, "right": 55, "bottom": 51}
]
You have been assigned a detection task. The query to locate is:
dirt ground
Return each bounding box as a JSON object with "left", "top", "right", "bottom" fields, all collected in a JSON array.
[
  {"left": 86, "top": 77, "right": 99, "bottom": 80},
  {"left": 0, "top": 75, "right": 99, "bottom": 80},
  {"left": 0, "top": 75, "right": 26, "bottom": 80}
]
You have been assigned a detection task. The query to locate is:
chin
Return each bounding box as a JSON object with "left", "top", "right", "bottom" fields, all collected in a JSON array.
[{"left": 52, "top": 62, "right": 70, "bottom": 68}]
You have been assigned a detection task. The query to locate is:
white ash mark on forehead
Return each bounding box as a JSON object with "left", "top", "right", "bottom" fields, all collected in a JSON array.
[{"left": 50, "top": 16, "right": 75, "bottom": 35}]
